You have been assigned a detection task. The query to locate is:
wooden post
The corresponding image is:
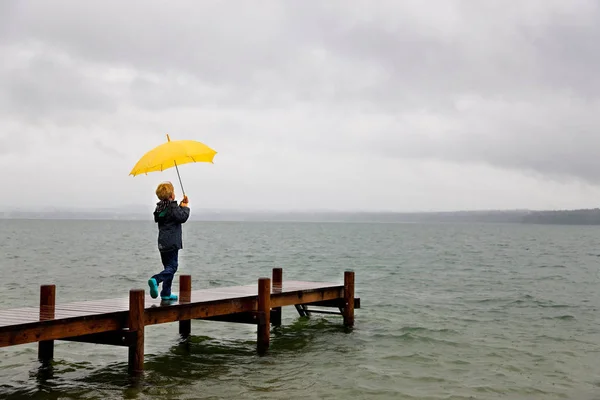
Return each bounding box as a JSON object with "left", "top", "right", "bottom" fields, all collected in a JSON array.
[
  {"left": 343, "top": 271, "right": 355, "bottom": 328},
  {"left": 179, "top": 275, "right": 192, "bottom": 338},
  {"left": 271, "top": 268, "right": 282, "bottom": 326},
  {"left": 38, "top": 284, "right": 56, "bottom": 361},
  {"left": 128, "top": 289, "right": 145, "bottom": 374},
  {"left": 257, "top": 277, "right": 271, "bottom": 355}
]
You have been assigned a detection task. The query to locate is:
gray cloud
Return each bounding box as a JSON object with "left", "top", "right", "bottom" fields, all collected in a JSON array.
[
  {"left": 0, "top": 43, "right": 118, "bottom": 123},
  {"left": 1, "top": 0, "right": 600, "bottom": 210}
]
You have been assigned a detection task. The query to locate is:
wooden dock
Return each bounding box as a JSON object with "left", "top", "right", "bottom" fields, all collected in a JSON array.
[{"left": 0, "top": 269, "right": 359, "bottom": 374}]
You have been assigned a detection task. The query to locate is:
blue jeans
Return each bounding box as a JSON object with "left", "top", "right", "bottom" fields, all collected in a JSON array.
[{"left": 152, "top": 249, "right": 178, "bottom": 297}]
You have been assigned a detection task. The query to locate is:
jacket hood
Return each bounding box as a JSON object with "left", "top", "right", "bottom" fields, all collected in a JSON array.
[{"left": 154, "top": 200, "right": 177, "bottom": 222}]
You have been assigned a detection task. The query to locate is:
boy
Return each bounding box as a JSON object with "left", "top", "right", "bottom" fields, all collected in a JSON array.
[{"left": 148, "top": 181, "right": 190, "bottom": 301}]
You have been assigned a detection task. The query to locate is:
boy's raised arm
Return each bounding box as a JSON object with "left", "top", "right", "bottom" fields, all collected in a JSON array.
[{"left": 172, "top": 199, "right": 190, "bottom": 223}]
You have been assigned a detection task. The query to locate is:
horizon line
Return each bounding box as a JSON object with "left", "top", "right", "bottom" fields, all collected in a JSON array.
[{"left": 2, "top": 207, "right": 599, "bottom": 215}]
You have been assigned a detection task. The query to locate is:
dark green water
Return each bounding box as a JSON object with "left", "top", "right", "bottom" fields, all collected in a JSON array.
[{"left": 1, "top": 219, "right": 599, "bottom": 399}]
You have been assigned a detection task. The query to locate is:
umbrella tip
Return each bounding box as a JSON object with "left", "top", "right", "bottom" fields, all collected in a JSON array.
[{"left": 166, "top": 133, "right": 171, "bottom": 142}]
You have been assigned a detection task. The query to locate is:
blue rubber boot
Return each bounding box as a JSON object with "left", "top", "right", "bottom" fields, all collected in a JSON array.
[
  {"left": 161, "top": 294, "right": 178, "bottom": 301},
  {"left": 148, "top": 278, "right": 159, "bottom": 299}
]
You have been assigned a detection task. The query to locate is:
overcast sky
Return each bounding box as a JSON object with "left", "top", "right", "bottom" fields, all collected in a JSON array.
[{"left": 1, "top": 0, "right": 600, "bottom": 212}]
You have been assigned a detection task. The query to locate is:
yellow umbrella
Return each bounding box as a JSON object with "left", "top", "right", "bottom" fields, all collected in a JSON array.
[{"left": 129, "top": 134, "right": 217, "bottom": 195}]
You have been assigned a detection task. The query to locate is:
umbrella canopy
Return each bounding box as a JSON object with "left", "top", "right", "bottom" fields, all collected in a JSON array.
[
  {"left": 129, "top": 134, "right": 217, "bottom": 176},
  {"left": 129, "top": 134, "right": 217, "bottom": 195}
]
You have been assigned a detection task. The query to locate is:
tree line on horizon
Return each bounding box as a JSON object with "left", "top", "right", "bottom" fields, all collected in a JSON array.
[{"left": 3, "top": 208, "right": 600, "bottom": 224}]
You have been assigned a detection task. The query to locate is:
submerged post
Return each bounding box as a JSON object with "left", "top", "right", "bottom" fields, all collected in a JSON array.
[
  {"left": 128, "top": 289, "right": 145, "bottom": 374},
  {"left": 257, "top": 277, "right": 271, "bottom": 355},
  {"left": 38, "top": 284, "right": 56, "bottom": 361},
  {"left": 343, "top": 271, "right": 355, "bottom": 328},
  {"left": 271, "top": 268, "right": 282, "bottom": 326},
  {"left": 179, "top": 275, "right": 192, "bottom": 338}
]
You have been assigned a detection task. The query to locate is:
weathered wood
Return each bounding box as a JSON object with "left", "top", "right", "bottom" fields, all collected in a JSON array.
[
  {"left": 272, "top": 268, "right": 282, "bottom": 326},
  {"left": 302, "top": 304, "right": 311, "bottom": 317},
  {"left": 197, "top": 309, "right": 284, "bottom": 325},
  {"left": 127, "top": 289, "right": 145, "bottom": 374},
  {"left": 257, "top": 277, "right": 270, "bottom": 355},
  {"left": 304, "top": 298, "right": 361, "bottom": 309},
  {"left": 61, "top": 330, "right": 134, "bottom": 347},
  {"left": 343, "top": 271, "right": 355, "bottom": 327},
  {"left": 294, "top": 304, "right": 311, "bottom": 317},
  {"left": 0, "top": 278, "right": 357, "bottom": 356},
  {"left": 272, "top": 268, "right": 282, "bottom": 290},
  {"left": 270, "top": 308, "right": 281, "bottom": 325},
  {"left": 299, "top": 309, "right": 342, "bottom": 315},
  {"left": 294, "top": 304, "right": 307, "bottom": 317},
  {"left": 179, "top": 275, "right": 192, "bottom": 338},
  {"left": 179, "top": 275, "right": 192, "bottom": 303},
  {"left": 0, "top": 313, "right": 127, "bottom": 347},
  {"left": 199, "top": 312, "right": 258, "bottom": 324},
  {"left": 38, "top": 285, "right": 55, "bottom": 361},
  {"left": 270, "top": 287, "right": 343, "bottom": 308},
  {"left": 145, "top": 298, "right": 257, "bottom": 326}
]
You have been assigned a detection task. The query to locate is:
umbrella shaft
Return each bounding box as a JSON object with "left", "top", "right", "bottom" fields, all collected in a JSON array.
[{"left": 174, "top": 161, "right": 185, "bottom": 196}]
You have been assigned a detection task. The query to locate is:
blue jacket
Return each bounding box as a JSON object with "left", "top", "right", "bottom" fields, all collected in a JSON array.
[{"left": 154, "top": 201, "right": 190, "bottom": 253}]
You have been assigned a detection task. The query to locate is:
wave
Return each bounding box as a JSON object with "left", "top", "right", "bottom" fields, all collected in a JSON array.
[
  {"left": 509, "top": 295, "right": 572, "bottom": 309},
  {"left": 543, "top": 315, "right": 576, "bottom": 320},
  {"left": 399, "top": 326, "right": 459, "bottom": 335}
]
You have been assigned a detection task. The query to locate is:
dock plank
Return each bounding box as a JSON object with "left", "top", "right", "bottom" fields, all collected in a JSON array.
[
  {"left": 0, "top": 280, "right": 346, "bottom": 347},
  {"left": 0, "top": 313, "right": 128, "bottom": 347}
]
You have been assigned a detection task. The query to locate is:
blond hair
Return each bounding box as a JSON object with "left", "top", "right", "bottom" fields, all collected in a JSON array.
[{"left": 156, "top": 182, "right": 175, "bottom": 201}]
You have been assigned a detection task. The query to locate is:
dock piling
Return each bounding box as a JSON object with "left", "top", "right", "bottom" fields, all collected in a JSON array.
[
  {"left": 128, "top": 289, "right": 145, "bottom": 374},
  {"left": 38, "top": 284, "right": 56, "bottom": 361},
  {"left": 343, "top": 271, "right": 355, "bottom": 328},
  {"left": 271, "top": 268, "right": 282, "bottom": 326},
  {"left": 179, "top": 275, "right": 192, "bottom": 338},
  {"left": 257, "top": 277, "right": 271, "bottom": 355}
]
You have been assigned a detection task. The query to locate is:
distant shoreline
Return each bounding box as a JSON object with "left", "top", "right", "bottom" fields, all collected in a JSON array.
[{"left": 3, "top": 208, "right": 600, "bottom": 225}]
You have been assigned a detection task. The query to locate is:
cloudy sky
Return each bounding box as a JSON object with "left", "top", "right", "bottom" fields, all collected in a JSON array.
[{"left": 1, "top": 0, "right": 600, "bottom": 213}]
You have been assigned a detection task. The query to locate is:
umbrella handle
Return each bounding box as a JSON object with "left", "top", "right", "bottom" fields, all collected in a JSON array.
[{"left": 174, "top": 161, "right": 186, "bottom": 197}]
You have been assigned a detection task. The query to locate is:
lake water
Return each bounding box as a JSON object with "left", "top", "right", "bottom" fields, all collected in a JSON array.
[{"left": 0, "top": 219, "right": 599, "bottom": 399}]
